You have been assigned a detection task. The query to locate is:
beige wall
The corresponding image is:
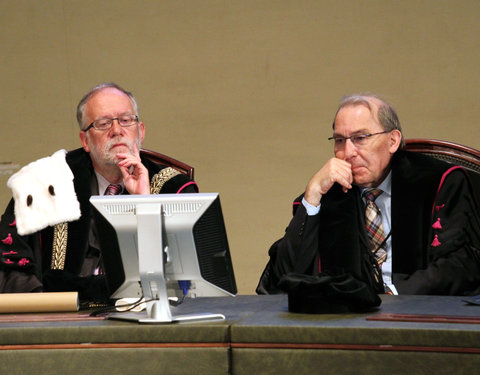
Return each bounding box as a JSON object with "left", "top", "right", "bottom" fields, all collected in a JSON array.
[{"left": 1, "top": 0, "right": 479, "bottom": 294}]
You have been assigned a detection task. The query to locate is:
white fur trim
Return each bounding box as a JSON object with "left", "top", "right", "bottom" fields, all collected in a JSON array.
[{"left": 7, "top": 149, "right": 81, "bottom": 235}]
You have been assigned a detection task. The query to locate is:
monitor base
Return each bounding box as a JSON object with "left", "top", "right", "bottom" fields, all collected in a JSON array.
[{"left": 107, "top": 311, "right": 225, "bottom": 324}]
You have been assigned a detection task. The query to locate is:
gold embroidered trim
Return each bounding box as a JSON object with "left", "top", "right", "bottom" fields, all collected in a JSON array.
[
  {"left": 150, "top": 167, "right": 181, "bottom": 194},
  {"left": 51, "top": 222, "right": 68, "bottom": 270}
]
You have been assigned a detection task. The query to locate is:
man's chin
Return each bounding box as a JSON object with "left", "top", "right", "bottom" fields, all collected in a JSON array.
[
  {"left": 100, "top": 151, "right": 123, "bottom": 166},
  {"left": 352, "top": 175, "right": 370, "bottom": 188},
  {"left": 109, "top": 144, "right": 131, "bottom": 153}
]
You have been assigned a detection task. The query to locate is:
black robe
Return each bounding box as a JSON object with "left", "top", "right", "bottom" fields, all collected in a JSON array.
[
  {"left": 0, "top": 148, "right": 198, "bottom": 301},
  {"left": 257, "top": 150, "right": 480, "bottom": 296}
]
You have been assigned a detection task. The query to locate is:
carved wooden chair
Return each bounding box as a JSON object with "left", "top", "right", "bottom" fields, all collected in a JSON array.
[
  {"left": 404, "top": 138, "right": 480, "bottom": 194},
  {"left": 404, "top": 138, "right": 480, "bottom": 175},
  {"left": 140, "top": 148, "right": 194, "bottom": 180}
]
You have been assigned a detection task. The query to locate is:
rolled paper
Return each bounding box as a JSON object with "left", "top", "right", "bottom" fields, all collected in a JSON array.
[{"left": 0, "top": 292, "right": 79, "bottom": 313}]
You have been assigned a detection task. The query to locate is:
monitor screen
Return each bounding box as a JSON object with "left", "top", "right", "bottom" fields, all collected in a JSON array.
[{"left": 90, "top": 193, "right": 237, "bottom": 323}]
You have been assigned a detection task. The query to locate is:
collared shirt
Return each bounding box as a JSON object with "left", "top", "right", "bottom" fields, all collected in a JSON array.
[
  {"left": 94, "top": 171, "right": 125, "bottom": 196},
  {"left": 302, "top": 171, "right": 398, "bottom": 294}
]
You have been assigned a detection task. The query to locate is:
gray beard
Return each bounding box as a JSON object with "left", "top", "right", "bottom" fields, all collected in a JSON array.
[{"left": 89, "top": 137, "right": 142, "bottom": 169}]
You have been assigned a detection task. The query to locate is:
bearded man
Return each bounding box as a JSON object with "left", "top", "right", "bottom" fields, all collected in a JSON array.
[{"left": 0, "top": 83, "right": 198, "bottom": 302}]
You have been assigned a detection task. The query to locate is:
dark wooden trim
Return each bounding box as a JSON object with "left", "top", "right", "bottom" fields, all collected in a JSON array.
[
  {"left": 231, "top": 342, "right": 480, "bottom": 354},
  {"left": 405, "top": 139, "right": 480, "bottom": 158},
  {"left": 367, "top": 313, "right": 480, "bottom": 324},
  {"left": 0, "top": 342, "right": 229, "bottom": 351},
  {"left": 404, "top": 138, "right": 480, "bottom": 172},
  {"left": 140, "top": 148, "right": 194, "bottom": 179},
  {"left": 2, "top": 340, "right": 479, "bottom": 355},
  {"left": 0, "top": 313, "right": 104, "bottom": 323}
]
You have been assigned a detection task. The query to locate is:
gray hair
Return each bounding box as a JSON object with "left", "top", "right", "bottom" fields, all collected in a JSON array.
[
  {"left": 76, "top": 82, "right": 139, "bottom": 130},
  {"left": 332, "top": 94, "right": 405, "bottom": 148}
]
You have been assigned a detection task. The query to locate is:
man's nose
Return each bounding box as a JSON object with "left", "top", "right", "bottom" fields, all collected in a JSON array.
[
  {"left": 344, "top": 138, "right": 358, "bottom": 159},
  {"left": 109, "top": 119, "right": 124, "bottom": 133}
]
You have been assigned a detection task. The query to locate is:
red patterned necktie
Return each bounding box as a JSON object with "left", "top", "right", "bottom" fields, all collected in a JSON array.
[
  {"left": 104, "top": 183, "right": 123, "bottom": 195},
  {"left": 363, "top": 188, "right": 387, "bottom": 268}
]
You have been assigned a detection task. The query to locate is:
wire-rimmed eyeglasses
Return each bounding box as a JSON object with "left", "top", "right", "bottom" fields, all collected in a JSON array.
[
  {"left": 328, "top": 131, "right": 391, "bottom": 147},
  {"left": 83, "top": 114, "right": 139, "bottom": 132}
]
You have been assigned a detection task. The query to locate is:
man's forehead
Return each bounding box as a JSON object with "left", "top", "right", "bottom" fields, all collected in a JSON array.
[
  {"left": 335, "top": 103, "right": 379, "bottom": 127},
  {"left": 85, "top": 88, "right": 134, "bottom": 117},
  {"left": 340, "top": 101, "right": 377, "bottom": 116},
  {"left": 88, "top": 87, "right": 130, "bottom": 104}
]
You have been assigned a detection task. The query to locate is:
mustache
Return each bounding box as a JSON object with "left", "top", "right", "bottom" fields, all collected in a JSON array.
[{"left": 104, "top": 138, "right": 136, "bottom": 154}]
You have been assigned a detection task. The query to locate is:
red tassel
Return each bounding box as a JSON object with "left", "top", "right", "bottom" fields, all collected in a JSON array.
[
  {"left": 1, "top": 233, "right": 12, "bottom": 245},
  {"left": 18, "top": 258, "right": 30, "bottom": 266},
  {"left": 435, "top": 204, "right": 445, "bottom": 212},
  {"left": 431, "top": 235, "right": 441, "bottom": 247},
  {"left": 9, "top": 220, "right": 16, "bottom": 227},
  {"left": 3, "top": 259, "right": 14, "bottom": 264},
  {"left": 432, "top": 218, "right": 442, "bottom": 230},
  {"left": 2, "top": 251, "right": 17, "bottom": 256}
]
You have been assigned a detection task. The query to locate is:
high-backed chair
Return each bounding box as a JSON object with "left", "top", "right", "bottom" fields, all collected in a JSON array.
[
  {"left": 403, "top": 138, "right": 480, "bottom": 193},
  {"left": 404, "top": 138, "right": 480, "bottom": 174},
  {"left": 140, "top": 148, "right": 194, "bottom": 180}
]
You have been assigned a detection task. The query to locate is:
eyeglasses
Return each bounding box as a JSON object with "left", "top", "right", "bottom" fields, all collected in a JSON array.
[
  {"left": 328, "top": 131, "right": 391, "bottom": 147},
  {"left": 83, "top": 114, "right": 139, "bottom": 132}
]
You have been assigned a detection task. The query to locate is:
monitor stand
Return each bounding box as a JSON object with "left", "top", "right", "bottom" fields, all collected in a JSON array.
[
  {"left": 108, "top": 301, "right": 225, "bottom": 324},
  {"left": 106, "top": 203, "right": 225, "bottom": 324}
]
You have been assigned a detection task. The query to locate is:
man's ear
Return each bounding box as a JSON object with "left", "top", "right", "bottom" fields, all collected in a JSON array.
[
  {"left": 139, "top": 121, "right": 145, "bottom": 144},
  {"left": 79, "top": 131, "right": 91, "bottom": 153},
  {"left": 389, "top": 129, "right": 402, "bottom": 154}
]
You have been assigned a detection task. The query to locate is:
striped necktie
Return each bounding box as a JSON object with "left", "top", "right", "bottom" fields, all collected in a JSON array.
[
  {"left": 104, "top": 183, "right": 123, "bottom": 195},
  {"left": 363, "top": 188, "right": 387, "bottom": 268}
]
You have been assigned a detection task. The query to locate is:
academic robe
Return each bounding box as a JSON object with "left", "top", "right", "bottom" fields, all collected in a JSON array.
[
  {"left": 0, "top": 148, "right": 198, "bottom": 301},
  {"left": 257, "top": 150, "right": 480, "bottom": 296}
]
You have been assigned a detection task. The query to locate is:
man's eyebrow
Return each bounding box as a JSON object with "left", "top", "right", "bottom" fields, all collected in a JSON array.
[
  {"left": 95, "top": 112, "right": 133, "bottom": 120},
  {"left": 332, "top": 129, "right": 370, "bottom": 137}
]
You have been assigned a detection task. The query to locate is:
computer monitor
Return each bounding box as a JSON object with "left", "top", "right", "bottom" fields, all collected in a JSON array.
[{"left": 90, "top": 193, "right": 237, "bottom": 323}]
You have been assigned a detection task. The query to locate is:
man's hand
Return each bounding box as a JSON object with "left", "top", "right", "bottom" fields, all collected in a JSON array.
[
  {"left": 304, "top": 158, "right": 353, "bottom": 207},
  {"left": 116, "top": 145, "right": 150, "bottom": 195}
]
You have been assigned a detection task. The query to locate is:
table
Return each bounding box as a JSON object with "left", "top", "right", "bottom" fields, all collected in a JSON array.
[
  {"left": 0, "top": 294, "right": 479, "bottom": 375},
  {"left": 229, "top": 294, "right": 480, "bottom": 375}
]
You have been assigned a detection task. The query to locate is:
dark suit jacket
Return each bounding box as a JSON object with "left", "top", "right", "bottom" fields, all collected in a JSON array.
[
  {"left": 257, "top": 150, "right": 480, "bottom": 296},
  {"left": 0, "top": 148, "right": 198, "bottom": 301}
]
